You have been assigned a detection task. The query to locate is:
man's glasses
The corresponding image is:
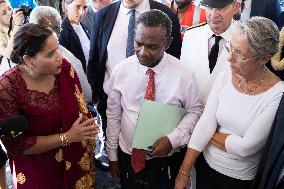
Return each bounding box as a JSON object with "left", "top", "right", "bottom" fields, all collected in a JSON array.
[{"left": 225, "top": 42, "right": 257, "bottom": 61}]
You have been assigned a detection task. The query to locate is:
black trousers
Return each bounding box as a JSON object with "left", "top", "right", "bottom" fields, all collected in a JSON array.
[
  {"left": 195, "top": 154, "right": 252, "bottom": 189},
  {"left": 118, "top": 148, "right": 186, "bottom": 189},
  {"left": 97, "top": 97, "right": 107, "bottom": 138},
  {"left": 0, "top": 146, "right": 7, "bottom": 168}
]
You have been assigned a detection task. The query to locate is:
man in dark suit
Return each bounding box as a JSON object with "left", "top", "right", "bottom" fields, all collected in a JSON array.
[
  {"left": 250, "top": 94, "right": 284, "bottom": 189},
  {"left": 87, "top": 0, "right": 182, "bottom": 168},
  {"left": 82, "top": 0, "right": 112, "bottom": 35},
  {"left": 239, "top": 0, "right": 282, "bottom": 28}
]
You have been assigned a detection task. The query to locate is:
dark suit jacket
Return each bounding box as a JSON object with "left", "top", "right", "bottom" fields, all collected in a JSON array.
[
  {"left": 87, "top": 0, "right": 182, "bottom": 105},
  {"left": 59, "top": 17, "right": 90, "bottom": 72},
  {"left": 250, "top": 0, "right": 282, "bottom": 28},
  {"left": 251, "top": 94, "right": 284, "bottom": 189},
  {"left": 82, "top": 5, "right": 95, "bottom": 36}
]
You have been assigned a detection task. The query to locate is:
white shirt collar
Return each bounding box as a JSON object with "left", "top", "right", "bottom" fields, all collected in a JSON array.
[
  {"left": 136, "top": 52, "right": 167, "bottom": 75},
  {"left": 208, "top": 20, "right": 235, "bottom": 42},
  {"left": 243, "top": 0, "right": 252, "bottom": 10},
  {"left": 120, "top": 0, "right": 150, "bottom": 15},
  {"left": 90, "top": 3, "right": 98, "bottom": 13}
]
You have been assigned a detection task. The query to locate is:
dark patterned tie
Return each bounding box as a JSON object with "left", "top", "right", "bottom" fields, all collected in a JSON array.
[
  {"left": 208, "top": 35, "right": 222, "bottom": 73},
  {"left": 126, "top": 9, "right": 136, "bottom": 58},
  {"left": 131, "top": 68, "right": 155, "bottom": 173}
]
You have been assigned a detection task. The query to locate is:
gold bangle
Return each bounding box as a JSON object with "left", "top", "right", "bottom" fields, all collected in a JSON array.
[
  {"left": 59, "top": 133, "right": 64, "bottom": 147},
  {"left": 62, "top": 133, "right": 69, "bottom": 146},
  {"left": 59, "top": 133, "right": 69, "bottom": 147},
  {"left": 179, "top": 169, "right": 190, "bottom": 177}
]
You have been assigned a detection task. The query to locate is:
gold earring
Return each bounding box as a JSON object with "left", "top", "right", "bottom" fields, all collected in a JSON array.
[{"left": 29, "top": 64, "right": 32, "bottom": 68}]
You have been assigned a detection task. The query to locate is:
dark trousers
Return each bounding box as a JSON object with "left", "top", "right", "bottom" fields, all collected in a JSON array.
[
  {"left": 118, "top": 148, "right": 186, "bottom": 189},
  {"left": 97, "top": 98, "right": 107, "bottom": 138},
  {"left": 195, "top": 154, "right": 252, "bottom": 189}
]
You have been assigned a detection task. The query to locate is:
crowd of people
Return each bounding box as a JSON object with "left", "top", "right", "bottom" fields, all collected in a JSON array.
[{"left": 0, "top": 0, "right": 284, "bottom": 189}]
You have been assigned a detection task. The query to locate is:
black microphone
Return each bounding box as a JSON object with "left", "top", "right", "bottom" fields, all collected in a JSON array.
[{"left": 0, "top": 115, "right": 27, "bottom": 137}]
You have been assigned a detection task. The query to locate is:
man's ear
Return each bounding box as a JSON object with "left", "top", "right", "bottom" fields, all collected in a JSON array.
[
  {"left": 165, "top": 37, "right": 173, "bottom": 50},
  {"left": 233, "top": 2, "right": 241, "bottom": 15}
]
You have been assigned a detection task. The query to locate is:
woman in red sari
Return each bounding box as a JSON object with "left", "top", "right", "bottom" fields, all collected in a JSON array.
[{"left": 0, "top": 23, "right": 98, "bottom": 189}]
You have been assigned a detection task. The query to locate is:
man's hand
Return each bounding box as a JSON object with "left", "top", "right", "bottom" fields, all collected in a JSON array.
[
  {"left": 109, "top": 161, "right": 120, "bottom": 179},
  {"left": 150, "top": 136, "right": 173, "bottom": 157}
]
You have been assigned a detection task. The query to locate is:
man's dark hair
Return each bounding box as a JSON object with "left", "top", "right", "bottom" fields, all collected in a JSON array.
[{"left": 136, "top": 9, "right": 172, "bottom": 40}]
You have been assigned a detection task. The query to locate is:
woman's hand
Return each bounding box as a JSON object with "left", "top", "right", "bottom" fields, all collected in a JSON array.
[
  {"left": 210, "top": 132, "right": 229, "bottom": 151},
  {"left": 174, "top": 172, "right": 190, "bottom": 189},
  {"left": 12, "top": 8, "right": 24, "bottom": 27},
  {"left": 66, "top": 114, "right": 100, "bottom": 143}
]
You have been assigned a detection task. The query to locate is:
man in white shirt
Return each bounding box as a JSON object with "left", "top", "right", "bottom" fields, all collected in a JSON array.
[
  {"left": 87, "top": 0, "right": 182, "bottom": 169},
  {"left": 180, "top": 0, "right": 240, "bottom": 104},
  {"left": 106, "top": 10, "right": 203, "bottom": 189}
]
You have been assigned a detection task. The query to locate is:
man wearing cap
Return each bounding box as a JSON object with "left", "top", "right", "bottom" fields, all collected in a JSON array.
[{"left": 180, "top": 0, "right": 240, "bottom": 104}]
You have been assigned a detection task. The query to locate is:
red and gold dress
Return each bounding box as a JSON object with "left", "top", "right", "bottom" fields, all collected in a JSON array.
[{"left": 0, "top": 59, "right": 95, "bottom": 189}]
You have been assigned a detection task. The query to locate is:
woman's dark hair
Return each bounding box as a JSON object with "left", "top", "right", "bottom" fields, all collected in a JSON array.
[{"left": 10, "top": 23, "right": 54, "bottom": 64}]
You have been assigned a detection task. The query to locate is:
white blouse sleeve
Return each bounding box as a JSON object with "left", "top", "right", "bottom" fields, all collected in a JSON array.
[
  {"left": 188, "top": 72, "right": 226, "bottom": 152},
  {"left": 225, "top": 92, "right": 284, "bottom": 157}
]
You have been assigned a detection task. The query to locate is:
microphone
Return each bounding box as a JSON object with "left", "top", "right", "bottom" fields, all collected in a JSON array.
[{"left": 0, "top": 115, "right": 27, "bottom": 137}]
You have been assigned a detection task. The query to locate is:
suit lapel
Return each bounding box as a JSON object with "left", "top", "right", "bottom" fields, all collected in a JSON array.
[
  {"left": 250, "top": 0, "right": 262, "bottom": 17},
  {"left": 103, "top": 1, "right": 121, "bottom": 45}
]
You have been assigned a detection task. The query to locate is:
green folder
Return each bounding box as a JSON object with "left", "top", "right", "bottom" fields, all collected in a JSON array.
[{"left": 132, "top": 100, "right": 187, "bottom": 151}]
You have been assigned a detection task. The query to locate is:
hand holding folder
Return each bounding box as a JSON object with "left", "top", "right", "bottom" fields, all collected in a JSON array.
[{"left": 132, "top": 100, "right": 187, "bottom": 156}]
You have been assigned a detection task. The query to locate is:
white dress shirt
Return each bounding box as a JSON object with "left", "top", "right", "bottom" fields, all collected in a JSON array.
[
  {"left": 208, "top": 25, "right": 231, "bottom": 59},
  {"left": 188, "top": 71, "right": 284, "bottom": 180},
  {"left": 106, "top": 53, "right": 203, "bottom": 161},
  {"left": 71, "top": 23, "right": 90, "bottom": 66},
  {"left": 59, "top": 45, "right": 92, "bottom": 103},
  {"left": 240, "top": 0, "right": 252, "bottom": 21},
  {"left": 103, "top": 0, "right": 150, "bottom": 95}
]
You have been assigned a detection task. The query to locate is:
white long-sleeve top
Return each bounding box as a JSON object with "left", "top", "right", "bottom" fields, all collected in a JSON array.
[
  {"left": 106, "top": 53, "right": 203, "bottom": 161},
  {"left": 59, "top": 45, "right": 92, "bottom": 103},
  {"left": 188, "top": 71, "right": 284, "bottom": 180}
]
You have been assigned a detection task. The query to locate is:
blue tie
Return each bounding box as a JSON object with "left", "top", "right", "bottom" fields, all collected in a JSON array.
[{"left": 126, "top": 9, "right": 136, "bottom": 58}]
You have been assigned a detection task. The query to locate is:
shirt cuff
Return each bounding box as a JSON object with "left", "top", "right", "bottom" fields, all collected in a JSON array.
[
  {"left": 224, "top": 134, "right": 234, "bottom": 154},
  {"left": 106, "top": 148, "right": 118, "bottom": 161},
  {"left": 167, "top": 132, "right": 181, "bottom": 148}
]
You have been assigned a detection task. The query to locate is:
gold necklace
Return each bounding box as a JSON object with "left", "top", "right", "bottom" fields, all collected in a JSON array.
[{"left": 238, "top": 78, "right": 265, "bottom": 94}]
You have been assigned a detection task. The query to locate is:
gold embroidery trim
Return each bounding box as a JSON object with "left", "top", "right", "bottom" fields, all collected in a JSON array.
[
  {"left": 70, "top": 66, "right": 75, "bottom": 78},
  {"left": 65, "top": 161, "right": 71, "bottom": 171},
  {"left": 74, "top": 84, "right": 88, "bottom": 115},
  {"left": 17, "top": 172, "right": 26, "bottom": 185},
  {"left": 78, "top": 153, "right": 91, "bottom": 171},
  {"left": 55, "top": 148, "right": 64, "bottom": 162},
  {"left": 75, "top": 174, "right": 93, "bottom": 189}
]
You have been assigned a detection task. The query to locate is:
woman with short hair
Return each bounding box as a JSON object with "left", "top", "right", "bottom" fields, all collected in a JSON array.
[{"left": 175, "top": 17, "right": 284, "bottom": 189}]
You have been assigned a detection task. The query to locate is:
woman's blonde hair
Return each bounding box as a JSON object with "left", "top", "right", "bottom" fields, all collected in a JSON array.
[{"left": 0, "top": 0, "right": 10, "bottom": 48}]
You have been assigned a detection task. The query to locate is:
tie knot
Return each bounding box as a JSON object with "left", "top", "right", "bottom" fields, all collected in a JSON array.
[
  {"left": 130, "top": 9, "right": 136, "bottom": 15},
  {"left": 146, "top": 68, "right": 155, "bottom": 76},
  {"left": 213, "top": 34, "right": 222, "bottom": 44}
]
